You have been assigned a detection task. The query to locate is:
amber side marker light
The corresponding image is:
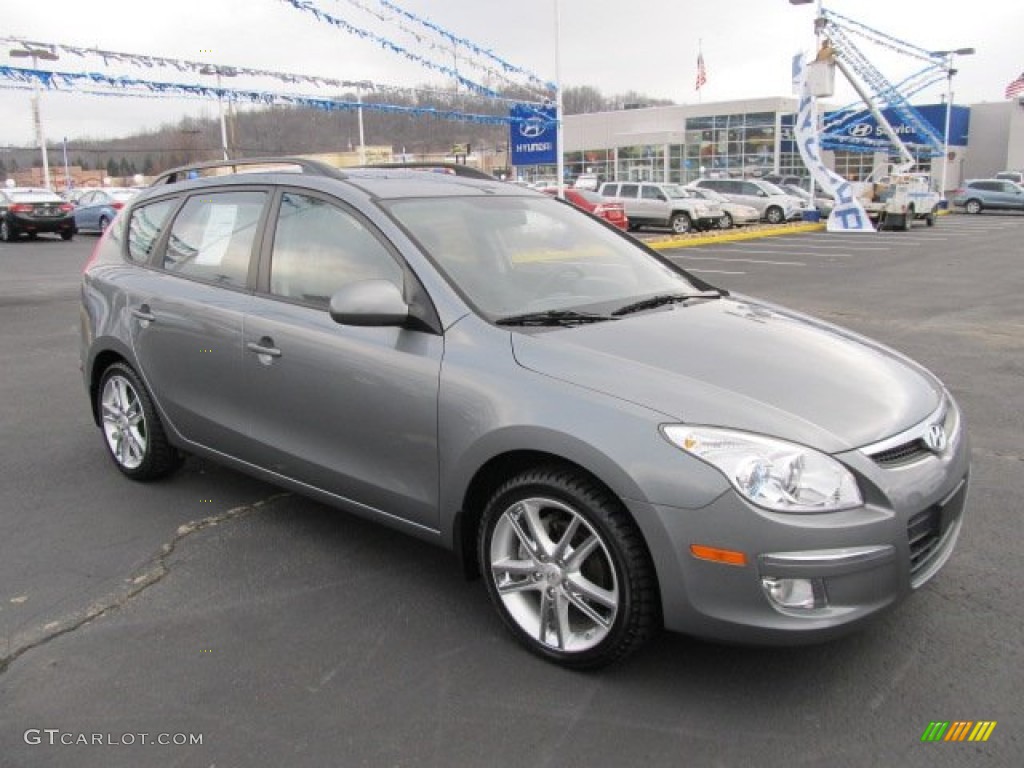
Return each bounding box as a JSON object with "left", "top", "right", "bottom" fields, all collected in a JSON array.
[{"left": 690, "top": 544, "right": 748, "bottom": 566}]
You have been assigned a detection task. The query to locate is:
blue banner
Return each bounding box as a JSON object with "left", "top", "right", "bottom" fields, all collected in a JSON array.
[
  {"left": 510, "top": 104, "right": 557, "bottom": 166},
  {"left": 824, "top": 104, "right": 970, "bottom": 148}
]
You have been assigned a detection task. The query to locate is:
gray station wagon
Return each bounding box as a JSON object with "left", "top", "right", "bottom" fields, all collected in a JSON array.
[{"left": 81, "top": 158, "right": 969, "bottom": 668}]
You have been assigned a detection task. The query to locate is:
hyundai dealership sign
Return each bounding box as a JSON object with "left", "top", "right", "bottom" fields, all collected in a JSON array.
[
  {"left": 824, "top": 104, "right": 970, "bottom": 147},
  {"left": 510, "top": 104, "right": 558, "bottom": 166}
]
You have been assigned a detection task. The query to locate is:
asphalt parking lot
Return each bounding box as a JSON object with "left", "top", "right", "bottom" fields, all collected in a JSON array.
[{"left": 1, "top": 213, "right": 1022, "bottom": 767}]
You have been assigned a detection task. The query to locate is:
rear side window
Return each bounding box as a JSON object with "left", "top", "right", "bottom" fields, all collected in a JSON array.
[
  {"left": 600, "top": 184, "right": 618, "bottom": 197},
  {"left": 162, "top": 191, "right": 266, "bottom": 288},
  {"left": 269, "top": 192, "right": 403, "bottom": 308},
  {"left": 972, "top": 182, "right": 995, "bottom": 192},
  {"left": 619, "top": 184, "right": 639, "bottom": 199},
  {"left": 127, "top": 198, "right": 177, "bottom": 264}
]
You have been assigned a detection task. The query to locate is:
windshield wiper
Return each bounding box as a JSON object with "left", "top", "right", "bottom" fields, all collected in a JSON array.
[
  {"left": 495, "top": 309, "right": 618, "bottom": 327},
  {"left": 611, "top": 291, "right": 722, "bottom": 317}
]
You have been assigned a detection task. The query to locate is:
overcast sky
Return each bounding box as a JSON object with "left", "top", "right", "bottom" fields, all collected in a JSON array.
[{"left": 1, "top": 0, "right": 1022, "bottom": 147}]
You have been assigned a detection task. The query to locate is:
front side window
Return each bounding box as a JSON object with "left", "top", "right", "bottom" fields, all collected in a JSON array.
[
  {"left": 269, "top": 192, "right": 403, "bottom": 308},
  {"left": 641, "top": 186, "right": 664, "bottom": 201},
  {"left": 162, "top": 191, "right": 266, "bottom": 289}
]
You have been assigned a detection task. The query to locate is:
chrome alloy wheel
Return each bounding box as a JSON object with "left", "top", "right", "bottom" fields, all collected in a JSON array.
[
  {"left": 101, "top": 374, "right": 148, "bottom": 470},
  {"left": 489, "top": 496, "right": 620, "bottom": 653}
]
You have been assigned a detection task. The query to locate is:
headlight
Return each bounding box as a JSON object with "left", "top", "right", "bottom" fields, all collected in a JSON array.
[{"left": 661, "top": 425, "right": 862, "bottom": 513}]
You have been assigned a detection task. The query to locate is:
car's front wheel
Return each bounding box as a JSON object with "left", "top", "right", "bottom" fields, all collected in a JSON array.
[
  {"left": 764, "top": 206, "right": 785, "bottom": 224},
  {"left": 718, "top": 212, "right": 734, "bottom": 229},
  {"left": 964, "top": 199, "right": 982, "bottom": 215},
  {"left": 479, "top": 467, "right": 659, "bottom": 668},
  {"left": 0, "top": 220, "right": 16, "bottom": 242},
  {"left": 97, "top": 362, "right": 181, "bottom": 481},
  {"left": 669, "top": 212, "right": 692, "bottom": 234}
]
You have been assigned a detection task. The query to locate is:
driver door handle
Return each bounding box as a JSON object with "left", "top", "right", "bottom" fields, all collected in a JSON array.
[{"left": 246, "top": 339, "right": 282, "bottom": 358}]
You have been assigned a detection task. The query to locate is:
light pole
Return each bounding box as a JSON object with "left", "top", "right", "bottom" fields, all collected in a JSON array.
[
  {"left": 932, "top": 47, "right": 975, "bottom": 197},
  {"left": 200, "top": 65, "right": 237, "bottom": 160},
  {"left": 554, "top": 0, "right": 564, "bottom": 198},
  {"left": 9, "top": 44, "right": 59, "bottom": 189}
]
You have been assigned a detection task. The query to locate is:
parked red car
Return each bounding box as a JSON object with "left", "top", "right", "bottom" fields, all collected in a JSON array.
[{"left": 543, "top": 187, "right": 628, "bottom": 230}]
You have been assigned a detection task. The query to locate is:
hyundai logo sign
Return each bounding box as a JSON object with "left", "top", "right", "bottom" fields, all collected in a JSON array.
[
  {"left": 519, "top": 117, "right": 546, "bottom": 138},
  {"left": 848, "top": 123, "right": 874, "bottom": 138}
]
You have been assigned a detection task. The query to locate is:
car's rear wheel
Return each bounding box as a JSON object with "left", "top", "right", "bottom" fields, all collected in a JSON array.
[
  {"left": 964, "top": 199, "right": 982, "bottom": 214},
  {"left": 60, "top": 230, "right": 74, "bottom": 241},
  {"left": 97, "top": 362, "right": 181, "bottom": 481},
  {"left": 0, "top": 220, "right": 15, "bottom": 242},
  {"left": 925, "top": 207, "right": 937, "bottom": 227},
  {"left": 98, "top": 215, "right": 110, "bottom": 232},
  {"left": 479, "top": 466, "right": 659, "bottom": 669},
  {"left": 669, "top": 212, "right": 692, "bottom": 234},
  {"left": 718, "top": 212, "right": 733, "bottom": 229},
  {"left": 764, "top": 206, "right": 784, "bottom": 225}
]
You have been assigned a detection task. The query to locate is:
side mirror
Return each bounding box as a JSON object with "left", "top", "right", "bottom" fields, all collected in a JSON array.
[
  {"left": 758, "top": 190, "right": 769, "bottom": 197},
  {"left": 329, "top": 279, "right": 409, "bottom": 327}
]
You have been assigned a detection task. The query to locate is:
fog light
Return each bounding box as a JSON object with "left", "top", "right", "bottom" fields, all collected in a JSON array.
[{"left": 761, "top": 577, "right": 826, "bottom": 611}]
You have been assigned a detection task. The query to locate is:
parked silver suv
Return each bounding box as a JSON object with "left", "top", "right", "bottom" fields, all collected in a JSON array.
[
  {"left": 691, "top": 178, "right": 807, "bottom": 223},
  {"left": 598, "top": 181, "right": 724, "bottom": 233},
  {"left": 81, "top": 158, "right": 968, "bottom": 668}
]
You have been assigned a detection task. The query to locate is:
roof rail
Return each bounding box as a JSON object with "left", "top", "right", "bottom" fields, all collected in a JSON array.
[
  {"left": 150, "top": 156, "right": 347, "bottom": 186},
  {"left": 353, "top": 162, "right": 497, "bottom": 181}
]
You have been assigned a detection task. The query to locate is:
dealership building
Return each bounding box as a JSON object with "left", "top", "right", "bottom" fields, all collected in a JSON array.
[{"left": 553, "top": 96, "right": 1024, "bottom": 193}]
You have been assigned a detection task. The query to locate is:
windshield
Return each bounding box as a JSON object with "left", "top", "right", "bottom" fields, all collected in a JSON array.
[
  {"left": 387, "top": 196, "right": 707, "bottom": 319},
  {"left": 663, "top": 185, "right": 693, "bottom": 200},
  {"left": 759, "top": 181, "right": 788, "bottom": 196}
]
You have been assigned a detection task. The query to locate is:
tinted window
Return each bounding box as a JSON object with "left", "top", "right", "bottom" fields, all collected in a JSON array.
[
  {"left": 972, "top": 182, "right": 995, "bottom": 192},
  {"left": 619, "top": 184, "right": 640, "bottom": 199},
  {"left": 600, "top": 184, "right": 618, "bottom": 197},
  {"left": 641, "top": 186, "right": 664, "bottom": 200},
  {"left": 269, "top": 192, "right": 403, "bottom": 308},
  {"left": 128, "top": 198, "right": 178, "bottom": 264},
  {"left": 162, "top": 191, "right": 266, "bottom": 289}
]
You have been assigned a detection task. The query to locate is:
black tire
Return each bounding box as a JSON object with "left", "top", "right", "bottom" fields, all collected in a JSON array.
[
  {"left": 97, "top": 362, "right": 181, "bottom": 481},
  {"left": 718, "top": 212, "right": 734, "bottom": 229},
  {"left": 900, "top": 208, "right": 912, "bottom": 231},
  {"left": 98, "top": 215, "right": 110, "bottom": 232},
  {"left": 925, "top": 207, "right": 937, "bottom": 227},
  {"left": 60, "top": 230, "right": 74, "bottom": 241},
  {"left": 0, "top": 219, "right": 15, "bottom": 242},
  {"left": 964, "top": 199, "right": 982, "bottom": 215},
  {"left": 669, "top": 212, "right": 692, "bottom": 234},
  {"left": 764, "top": 206, "right": 784, "bottom": 225},
  {"left": 478, "top": 466, "right": 659, "bottom": 669}
]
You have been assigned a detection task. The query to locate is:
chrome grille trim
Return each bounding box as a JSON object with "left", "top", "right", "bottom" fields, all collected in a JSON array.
[{"left": 860, "top": 395, "right": 958, "bottom": 467}]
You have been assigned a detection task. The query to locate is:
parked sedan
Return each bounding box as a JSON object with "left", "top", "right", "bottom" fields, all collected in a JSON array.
[
  {"left": 0, "top": 188, "right": 75, "bottom": 241},
  {"left": 73, "top": 188, "right": 139, "bottom": 233},
  {"left": 950, "top": 179, "right": 1024, "bottom": 214},
  {"left": 542, "top": 187, "right": 628, "bottom": 230},
  {"left": 686, "top": 187, "right": 760, "bottom": 228}
]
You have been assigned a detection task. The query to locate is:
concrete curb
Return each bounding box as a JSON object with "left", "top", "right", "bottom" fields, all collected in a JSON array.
[{"left": 644, "top": 222, "right": 826, "bottom": 250}]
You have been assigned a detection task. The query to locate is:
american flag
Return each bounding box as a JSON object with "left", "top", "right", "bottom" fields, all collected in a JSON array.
[
  {"left": 1006, "top": 71, "right": 1024, "bottom": 99},
  {"left": 695, "top": 52, "right": 707, "bottom": 91}
]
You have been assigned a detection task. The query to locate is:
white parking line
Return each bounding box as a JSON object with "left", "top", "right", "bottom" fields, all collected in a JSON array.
[
  {"left": 686, "top": 268, "right": 748, "bottom": 275},
  {"left": 681, "top": 255, "right": 807, "bottom": 266}
]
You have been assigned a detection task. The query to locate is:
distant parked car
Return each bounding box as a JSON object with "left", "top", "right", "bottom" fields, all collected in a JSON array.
[
  {"left": 686, "top": 187, "right": 760, "bottom": 228},
  {"left": 950, "top": 179, "right": 1024, "bottom": 214},
  {"left": 572, "top": 173, "right": 601, "bottom": 191},
  {"left": 781, "top": 183, "right": 835, "bottom": 218},
  {"left": 690, "top": 178, "right": 807, "bottom": 224},
  {"left": 543, "top": 187, "right": 628, "bottom": 230},
  {"left": 73, "top": 188, "right": 140, "bottom": 233},
  {"left": 0, "top": 187, "right": 75, "bottom": 242},
  {"left": 598, "top": 181, "right": 724, "bottom": 233}
]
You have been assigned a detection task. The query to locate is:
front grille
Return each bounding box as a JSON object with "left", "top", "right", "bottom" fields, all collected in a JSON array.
[{"left": 872, "top": 439, "right": 931, "bottom": 467}]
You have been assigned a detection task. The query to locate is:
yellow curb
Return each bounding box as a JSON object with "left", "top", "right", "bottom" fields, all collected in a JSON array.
[{"left": 645, "top": 222, "right": 826, "bottom": 250}]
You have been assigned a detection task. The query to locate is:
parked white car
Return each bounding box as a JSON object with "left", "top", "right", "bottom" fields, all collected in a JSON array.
[{"left": 690, "top": 178, "right": 808, "bottom": 224}]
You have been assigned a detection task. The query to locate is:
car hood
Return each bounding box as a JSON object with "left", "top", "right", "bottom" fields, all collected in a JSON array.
[{"left": 510, "top": 297, "right": 942, "bottom": 453}]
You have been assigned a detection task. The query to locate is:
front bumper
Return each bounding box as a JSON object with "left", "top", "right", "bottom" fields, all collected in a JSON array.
[{"left": 631, "top": 406, "right": 970, "bottom": 644}]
